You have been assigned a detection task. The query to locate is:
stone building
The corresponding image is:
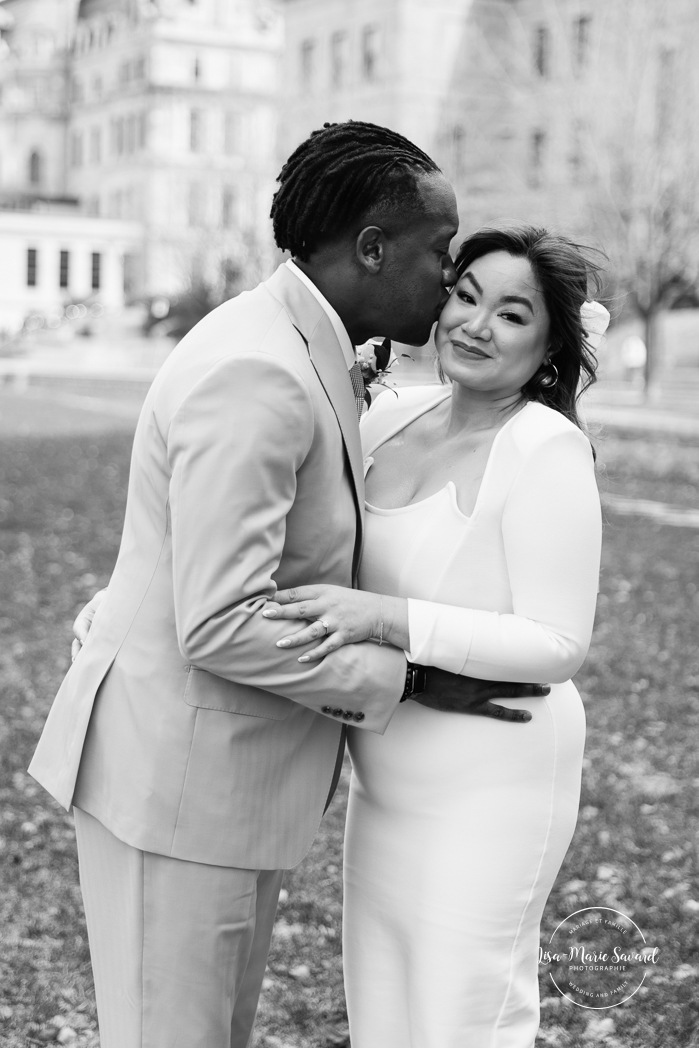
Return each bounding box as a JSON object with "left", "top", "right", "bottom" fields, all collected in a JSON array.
[
  {"left": 69, "top": 0, "right": 283, "bottom": 296},
  {"left": 0, "top": 0, "right": 283, "bottom": 332},
  {"left": 281, "top": 0, "right": 699, "bottom": 248}
]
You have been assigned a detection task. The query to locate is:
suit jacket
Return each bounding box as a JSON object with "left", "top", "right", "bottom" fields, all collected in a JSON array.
[{"left": 28, "top": 265, "right": 406, "bottom": 869}]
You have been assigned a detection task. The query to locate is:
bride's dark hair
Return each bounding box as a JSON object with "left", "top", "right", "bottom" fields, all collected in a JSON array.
[{"left": 448, "top": 225, "right": 606, "bottom": 432}]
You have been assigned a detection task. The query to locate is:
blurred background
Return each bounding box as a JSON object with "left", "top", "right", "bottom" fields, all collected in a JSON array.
[
  {"left": 0, "top": 0, "right": 697, "bottom": 409},
  {"left": 1, "top": 4, "right": 698, "bottom": 1048}
]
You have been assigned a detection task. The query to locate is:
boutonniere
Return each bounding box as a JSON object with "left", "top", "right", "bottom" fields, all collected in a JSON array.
[{"left": 355, "top": 337, "right": 411, "bottom": 408}]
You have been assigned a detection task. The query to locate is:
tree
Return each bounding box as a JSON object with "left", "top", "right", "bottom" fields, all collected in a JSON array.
[{"left": 581, "top": 0, "right": 699, "bottom": 399}]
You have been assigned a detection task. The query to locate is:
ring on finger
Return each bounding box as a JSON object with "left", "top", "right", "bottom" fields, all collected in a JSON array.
[{"left": 317, "top": 618, "right": 331, "bottom": 636}]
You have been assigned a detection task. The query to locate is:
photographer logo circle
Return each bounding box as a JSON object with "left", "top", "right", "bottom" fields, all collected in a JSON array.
[{"left": 539, "top": 907, "right": 659, "bottom": 1009}]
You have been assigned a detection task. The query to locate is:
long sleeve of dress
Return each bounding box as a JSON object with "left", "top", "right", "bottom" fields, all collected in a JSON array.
[{"left": 405, "top": 426, "right": 602, "bottom": 683}]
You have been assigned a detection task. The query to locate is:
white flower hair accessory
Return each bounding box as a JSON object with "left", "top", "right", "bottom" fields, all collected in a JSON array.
[{"left": 581, "top": 300, "right": 610, "bottom": 352}]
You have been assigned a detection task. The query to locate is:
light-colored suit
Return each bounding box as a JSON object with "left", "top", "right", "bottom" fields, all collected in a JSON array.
[{"left": 28, "top": 265, "right": 406, "bottom": 1047}]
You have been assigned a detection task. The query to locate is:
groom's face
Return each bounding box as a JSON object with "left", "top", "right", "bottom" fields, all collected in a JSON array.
[{"left": 379, "top": 173, "right": 459, "bottom": 346}]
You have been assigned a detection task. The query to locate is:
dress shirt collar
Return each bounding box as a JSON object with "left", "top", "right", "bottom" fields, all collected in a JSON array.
[{"left": 285, "top": 259, "right": 355, "bottom": 369}]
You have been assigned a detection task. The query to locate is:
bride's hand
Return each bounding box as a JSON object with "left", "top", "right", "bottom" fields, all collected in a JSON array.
[{"left": 263, "top": 584, "right": 383, "bottom": 661}]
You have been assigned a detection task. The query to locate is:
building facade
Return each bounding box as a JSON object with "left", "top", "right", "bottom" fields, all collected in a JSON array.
[
  {"left": 69, "top": 0, "right": 283, "bottom": 296},
  {"left": 281, "top": 0, "right": 699, "bottom": 247},
  {"left": 1, "top": 0, "right": 697, "bottom": 335},
  {"left": 0, "top": 0, "right": 283, "bottom": 332}
]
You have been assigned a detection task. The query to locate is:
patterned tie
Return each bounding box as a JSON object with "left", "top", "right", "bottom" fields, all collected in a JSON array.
[{"left": 349, "top": 361, "right": 366, "bottom": 422}]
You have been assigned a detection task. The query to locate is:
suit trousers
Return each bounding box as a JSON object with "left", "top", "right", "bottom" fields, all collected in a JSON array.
[{"left": 73, "top": 808, "right": 284, "bottom": 1048}]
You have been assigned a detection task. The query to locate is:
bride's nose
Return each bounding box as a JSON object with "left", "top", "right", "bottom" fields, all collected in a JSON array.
[{"left": 462, "top": 312, "right": 492, "bottom": 341}]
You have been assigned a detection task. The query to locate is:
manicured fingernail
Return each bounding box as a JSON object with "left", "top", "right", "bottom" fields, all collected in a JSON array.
[
  {"left": 533, "top": 684, "right": 549, "bottom": 695},
  {"left": 298, "top": 655, "right": 310, "bottom": 663},
  {"left": 276, "top": 639, "right": 291, "bottom": 647},
  {"left": 262, "top": 609, "right": 277, "bottom": 617}
]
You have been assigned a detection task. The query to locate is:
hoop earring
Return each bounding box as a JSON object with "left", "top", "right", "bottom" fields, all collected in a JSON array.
[{"left": 536, "top": 360, "right": 559, "bottom": 390}]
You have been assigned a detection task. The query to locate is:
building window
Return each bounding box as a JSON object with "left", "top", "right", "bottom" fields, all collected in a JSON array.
[
  {"left": 59, "top": 250, "right": 70, "bottom": 289},
  {"left": 224, "top": 111, "right": 241, "bottom": 155},
  {"left": 222, "top": 186, "right": 236, "bottom": 229},
  {"left": 90, "top": 127, "right": 102, "bottom": 164},
  {"left": 573, "top": 15, "right": 591, "bottom": 72},
  {"left": 568, "top": 120, "right": 584, "bottom": 181},
  {"left": 193, "top": 55, "right": 202, "bottom": 82},
  {"left": 28, "top": 150, "right": 43, "bottom": 185},
  {"left": 656, "top": 47, "right": 677, "bottom": 142},
  {"left": 71, "top": 132, "right": 84, "bottom": 167},
  {"left": 190, "top": 108, "right": 204, "bottom": 152},
  {"left": 112, "top": 117, "right": 125, "bottom": 156},
  {"left": 188, "top": 182, "right": 205, "bottom": 227},
  {"left": 300, "top": 39, "right": 315, "bottom": 90},
  {"left": 27, "top": 248, "right": 38, "bottom": 287},
  {"left": 534, "top": 25, "right": 550, "bottom": 77},
  {"left": 451, "top": 125, "right": 466, "bottom": 181},
  {"left": 91, "top": 252, "right": 102, "bottom": 291},
  {"left": 529, "top": 130, "right": 546, "bottom": 187},
  {"left": 331, "top": 31, "right": 348, "bottom": 90},
  {"left": 125, "top": 114, "right": 137, "bottom": 154},
  {"left": 361, "top": 25, "right": 381, "bottom": 81},
  {"left": 138, "top": 112, "right": 148, "bottom": 149}
]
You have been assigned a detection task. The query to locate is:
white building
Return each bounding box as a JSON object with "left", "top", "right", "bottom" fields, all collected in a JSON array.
[
  {"left": 0, "top": 0, "right": 283, "bottom": 333},
  {"left": 69, "top": 0, "right": 283, "bottom": 296},
  {"left": 0, "top": 206, "right": 141, "bottom": 333}
]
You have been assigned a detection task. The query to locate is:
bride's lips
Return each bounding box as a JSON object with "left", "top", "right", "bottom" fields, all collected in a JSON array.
[{"left": 450, "top": 339, "right": 490, "bottom": 359}]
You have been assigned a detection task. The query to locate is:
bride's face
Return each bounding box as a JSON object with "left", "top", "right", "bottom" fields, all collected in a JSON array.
[{"left": 435, "top": 251, "right": 551, "bottom": 397}]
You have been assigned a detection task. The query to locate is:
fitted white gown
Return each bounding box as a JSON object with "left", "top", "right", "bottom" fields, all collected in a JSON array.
[{"left": 343, "top": 387, "right": 602, "bottom": 1048}]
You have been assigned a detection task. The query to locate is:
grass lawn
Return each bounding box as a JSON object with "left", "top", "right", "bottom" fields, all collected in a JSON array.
[{"left": 1, "top": 393, "right": 698, "bottom": 1047}]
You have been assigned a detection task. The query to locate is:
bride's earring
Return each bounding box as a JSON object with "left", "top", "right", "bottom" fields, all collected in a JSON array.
[{"left": 534, "top": 359, "right": 559, "bottom": 390}]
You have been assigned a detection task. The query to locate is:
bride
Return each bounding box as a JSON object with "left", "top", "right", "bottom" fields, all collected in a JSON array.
[{"left": 265, "top": 224, "right": 608, "bottom": 1047}]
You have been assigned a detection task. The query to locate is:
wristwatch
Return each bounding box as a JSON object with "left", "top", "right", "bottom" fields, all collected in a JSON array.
[{"left": 401, "top": 662, "right": 427, "bottom": 702}]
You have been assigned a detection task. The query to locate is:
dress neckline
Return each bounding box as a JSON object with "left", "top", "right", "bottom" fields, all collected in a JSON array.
[{"left": 364, "top": 394, "right": 534, "bottom": 521}]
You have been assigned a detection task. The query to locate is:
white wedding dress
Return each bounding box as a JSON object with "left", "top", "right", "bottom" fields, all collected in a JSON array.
[{"left": 343, "top": 387, "right": 602, "bottom": 1048}]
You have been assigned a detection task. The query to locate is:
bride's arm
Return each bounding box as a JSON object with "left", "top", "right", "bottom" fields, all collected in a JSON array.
[
  {"left": 406, "top": 428, "right": 601, "bottom": 682},
  {"left": 265, "top": 428, "right": 601, "bottom": 683}
]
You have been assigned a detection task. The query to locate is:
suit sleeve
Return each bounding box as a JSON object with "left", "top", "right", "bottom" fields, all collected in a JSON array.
[
  {"left": 168, "top": 353, "right": 405, "bottom": 731},
  {"left": 405, "top": 429, "right": 602, "bottom": 682}
]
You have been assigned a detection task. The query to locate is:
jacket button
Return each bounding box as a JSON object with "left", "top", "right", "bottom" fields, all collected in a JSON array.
[
  {"left": 342, "top": 710, "right": 354, "bottom": 720},
  {"left": 332, "top": 708, "right": 344, "bottom": 718},
  {"left": 321, "top": 706, "right": 332, "bottom": 714},
  {"left": 353, "top": 712, "right": 365, "bottom": 722}
]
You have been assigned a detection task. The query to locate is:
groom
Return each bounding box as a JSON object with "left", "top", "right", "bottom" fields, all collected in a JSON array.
[{"left": 29, "top": 121, "right": 541, "bottom": 1048}]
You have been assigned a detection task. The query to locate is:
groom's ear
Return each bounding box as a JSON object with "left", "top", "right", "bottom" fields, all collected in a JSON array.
[{"left": 355, "top": 226, "right": 386, "bottom": 274}]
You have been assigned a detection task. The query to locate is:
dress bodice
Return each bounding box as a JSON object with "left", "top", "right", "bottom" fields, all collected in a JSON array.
[{"left": 357, "top": 386, "right": 602, "bottom": 682}]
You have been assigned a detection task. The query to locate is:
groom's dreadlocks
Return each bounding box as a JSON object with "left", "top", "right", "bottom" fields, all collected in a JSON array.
[{"left": 271, "top": 121, "right": 440, "bottom": 261}]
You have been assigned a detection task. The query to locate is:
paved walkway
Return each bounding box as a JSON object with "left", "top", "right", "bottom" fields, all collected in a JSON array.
[
  {"left": 2, "top": 340, "right": 697, "bottom": 529},
  {"left": 2, "top": 340, "right": 698, "bottom": 435},
  {"left": 602, "top": 492, "right": 699, "bottom": 528}
]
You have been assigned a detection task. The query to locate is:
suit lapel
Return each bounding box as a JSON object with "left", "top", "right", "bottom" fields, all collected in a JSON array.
[{"left": 265, "top": 266, "right": 365, "bottom": 574}]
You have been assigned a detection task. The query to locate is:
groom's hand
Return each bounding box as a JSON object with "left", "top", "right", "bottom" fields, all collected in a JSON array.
[
  {"left": 71, "top": 588, "right": 108, "bottom": 661},
  {"left": 411, "top": 667, "right": 547, "bottom": 723}
]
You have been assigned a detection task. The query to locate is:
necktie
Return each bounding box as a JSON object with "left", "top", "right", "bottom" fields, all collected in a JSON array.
[{"left": 349, "top": 361, "right": 366, "bottom": 422}]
